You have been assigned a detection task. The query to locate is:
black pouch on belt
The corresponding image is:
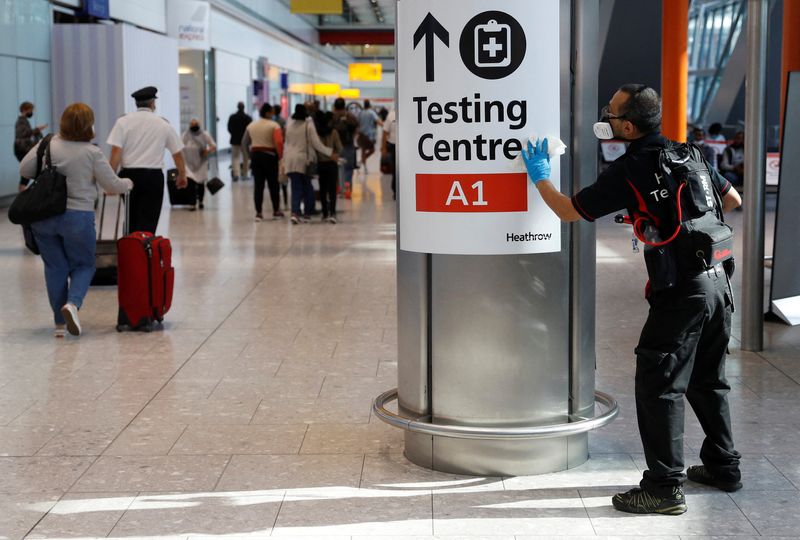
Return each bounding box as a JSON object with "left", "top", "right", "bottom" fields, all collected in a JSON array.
[{"left": 644, "top": 243, "right": 678, "bottom": 292}]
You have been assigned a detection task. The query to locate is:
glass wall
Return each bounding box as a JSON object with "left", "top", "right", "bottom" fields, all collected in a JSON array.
[
  {"left": 687, "top": 0, "right": 745, "bottom": 124},
  {"left": 179, "top": 49, "right": 207, "bottom": 134},
  {"left": 0, "top": 0, "right": 51, "bottom": 199}
]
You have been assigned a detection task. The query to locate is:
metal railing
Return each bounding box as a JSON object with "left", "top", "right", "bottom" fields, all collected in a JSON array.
[{"left": 372, "top": 389, "right": 619, "bottom": 440}]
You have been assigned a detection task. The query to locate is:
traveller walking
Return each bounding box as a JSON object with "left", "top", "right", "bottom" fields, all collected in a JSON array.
[
  {"left": 283, "top": 104, "right": 336, "bottom": 224},
  {"left": 381, "top": 107, "right": 397, "bottom": 200},
  {"left": 315, "top": 111, "right": 343, "bottom": 223},
  {"left": 719, "top": 131, "right": 744, "bottom": 188},
  {"left": 333, "top": 98, "right": 358, "bottom": 198},
  {"left": 107, "top": 86, "right": 187, "bottom": 234},
  {"left": 521, "top": 84, "right": 743, "bottom": 515},
  {"left": 357, "top": 99, "right": 382, "bottom": 173},
  {"left": 242, "top": 103, "right": 284, "bottom": 221},
  {"left": 228, "top": 101, "right": 252, "bottom": 182},
  {"left": 14, "top": 101, "right": 47, "bottom": 191},
  {"left": 19, "top": 103, "right": 133, "bottom": 337},
  {"left": 181, "top": 119, "right": 217, "bottom": 210}
]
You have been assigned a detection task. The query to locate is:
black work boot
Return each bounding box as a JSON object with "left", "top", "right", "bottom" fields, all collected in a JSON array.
[
  {"left": 612, "top": 486, "right": 687, "bottom": 515},
  {"left": 687, "top": 465, "right": 743, "bottom": 492}
]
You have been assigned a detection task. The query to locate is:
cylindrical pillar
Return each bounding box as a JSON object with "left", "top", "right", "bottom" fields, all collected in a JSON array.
[
  {"left": 742, "top": 0, "right": 769, "bottom": 352},
  {"left": 384, "top": 0, "right": 619, "bottom": 477},
  {"left": 781, "top": 0, "right": 800, "bottom": 142},
  {"left": 661, "top": 0, "right": 689, "bottom": 142}
]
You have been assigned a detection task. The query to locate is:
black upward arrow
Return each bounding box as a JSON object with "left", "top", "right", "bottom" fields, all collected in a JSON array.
[{"left": 413, "top": 13, "right": 449, "bottom": 82}]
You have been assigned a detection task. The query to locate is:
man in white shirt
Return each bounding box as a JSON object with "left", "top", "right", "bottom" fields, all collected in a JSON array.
[{"left": 108, "top": 86, "right": 188, "bottom": 233}]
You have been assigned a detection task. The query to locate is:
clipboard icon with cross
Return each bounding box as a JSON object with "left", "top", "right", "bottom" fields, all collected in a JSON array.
[{"left": 474, "top": 19, "right": 511, "bottom": 68}]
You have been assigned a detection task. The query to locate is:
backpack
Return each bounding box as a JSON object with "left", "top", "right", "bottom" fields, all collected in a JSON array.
[
  {"left": 627, "top": 143, "right": 734, "bottom": 291},
  {"left": 333, "top": 112, "right": 356, "bottom": 147}
]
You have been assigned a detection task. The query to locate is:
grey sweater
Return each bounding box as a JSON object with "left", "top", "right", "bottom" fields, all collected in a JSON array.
[{"left": 20, "top": 135, "right": 133, "bottom": 212}]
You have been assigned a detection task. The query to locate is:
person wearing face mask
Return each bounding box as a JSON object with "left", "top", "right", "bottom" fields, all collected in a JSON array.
[
  {"left": 522, "top": 84, "right": 743, "bottom": 516},
  {"left": 182, "top": 119, "right": 217, "bottom": 210},
  {"left": 19, "top": 103, "right": 133, "bottom": 337},
  {"left": 719, "top": 131, "right": 744, "bottom": 188},
  {"left": 107, "top": 86, "right": 187, "bottom": 233},
  {"left": 14, "top": 101, "right": 48, "bottom": 191}
]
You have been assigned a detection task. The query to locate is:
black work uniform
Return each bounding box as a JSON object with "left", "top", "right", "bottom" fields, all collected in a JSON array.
[
  {"left": 572, "top": 132, "right": 741, "bottom": 496},
  {"left": 119, "top": 168, "right": 164, "bottom": 234}
]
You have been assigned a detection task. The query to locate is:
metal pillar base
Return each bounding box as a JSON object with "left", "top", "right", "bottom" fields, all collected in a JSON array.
[
  {"left": 375, "top": 389, "right": 617, "bottom": 477},
  {"left": 404, "top": 431, "right": 588, "bottom": 477}
]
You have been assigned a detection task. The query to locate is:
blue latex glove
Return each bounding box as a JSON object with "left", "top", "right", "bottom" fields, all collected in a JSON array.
[{"left": 521, "top": 138, "right": 551, "bottom": 184}]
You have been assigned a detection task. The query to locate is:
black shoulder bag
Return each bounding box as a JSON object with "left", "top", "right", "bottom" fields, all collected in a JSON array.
[{"left": 8, "top": 134, "right": 68, "bottom": 226}]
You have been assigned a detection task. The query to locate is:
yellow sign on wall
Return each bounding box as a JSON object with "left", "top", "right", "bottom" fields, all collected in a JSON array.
[
  {"left": 349, "top": 63, "right": 382, "bottom": 82},
  {"left": 340, "top": 88, "right": 361, "bottom": 99},
  {"left": 290, "top": 0, "right": 342, "bottom": 14},
  {"left": 288, "top": 83, "right": 314, "bottom": 94},
  {"left": 313, "top": 83, "right": 341, "bottom": 96}
]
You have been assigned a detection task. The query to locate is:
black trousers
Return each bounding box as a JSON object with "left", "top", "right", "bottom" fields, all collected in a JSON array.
[
  {"left": 196, "top": 182, "right": 205, "bottom": 204},
  {"left": 636, "top": 267, "right": 741, "bottom": 495},
  {"left": 119, "top": 168, "right": 164, "bottom": 234},
  {"left": 318, "top": 161, "right": 338, "bottom": 218},
  {"left": 251, "top": 151, "right": 280, "bottom": 214},
  {"left": 387, "top": 142, "right": 396, "bottom": 197}
]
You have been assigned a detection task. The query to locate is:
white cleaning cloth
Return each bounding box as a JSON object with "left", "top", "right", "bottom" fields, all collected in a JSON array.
[{"left": 512, "top": 134, "right": 567, "bottom": 172}]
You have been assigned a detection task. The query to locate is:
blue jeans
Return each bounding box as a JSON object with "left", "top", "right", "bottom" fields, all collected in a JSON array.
[
  {"left": 31, "top": 210, "right": 96, "bottom": 325},
  {"left": 289, "top": 172, "right": 315, "bottom": 217},
  {"left": 339, "top": 145, "right": 356, "bottom": 191}
]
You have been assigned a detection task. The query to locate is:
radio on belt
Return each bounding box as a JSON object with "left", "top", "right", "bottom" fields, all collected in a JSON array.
[{"left": 475, "top": 20, "right": 511, "bottom": 68}]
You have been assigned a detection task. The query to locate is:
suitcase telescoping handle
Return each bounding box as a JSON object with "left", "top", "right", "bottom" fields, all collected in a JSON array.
[{"left": 97, "top": 194, "right": 126, "bottom": 241}]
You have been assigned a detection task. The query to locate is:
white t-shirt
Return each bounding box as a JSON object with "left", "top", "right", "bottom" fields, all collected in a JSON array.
[
  {"left": 181, "top": 129, "right": 216, "bottom": 182},
  {"left": 107, "top": 108, "right": 183, "bottom": 169},
  {"left": 385, "top": 109, "right": 397, "bottom": 145}
]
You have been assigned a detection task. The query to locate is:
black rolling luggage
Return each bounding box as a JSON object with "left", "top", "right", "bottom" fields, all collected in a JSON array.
[
  {"left": 166, "top": 168, "right": 197, "bottom": 206},
  {"left": 91, "top": 194, "right": 124, "bottom": 286}
]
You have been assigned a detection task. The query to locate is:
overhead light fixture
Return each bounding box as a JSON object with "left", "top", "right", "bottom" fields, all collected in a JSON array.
[
  {"left": 178, "top": 67, "right": 193, "bottom": 75},
  {"left": 364, "top": 43, "right": 371, "bottom": 49}
]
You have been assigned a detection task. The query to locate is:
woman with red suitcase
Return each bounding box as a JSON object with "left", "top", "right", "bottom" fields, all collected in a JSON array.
[{"left": 19, "top": 103, "right": 133, "bottom": 337}]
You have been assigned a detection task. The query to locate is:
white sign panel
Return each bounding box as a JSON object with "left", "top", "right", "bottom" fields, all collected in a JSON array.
[
  {"left": 766, "top": 152, "right": 780, "bottom": 186},
  {"left": 398, "top": 0, "right": 561, "bottom": 255},
  {"left": 167, "top": 0, "right": 210, "bottom": 50}
]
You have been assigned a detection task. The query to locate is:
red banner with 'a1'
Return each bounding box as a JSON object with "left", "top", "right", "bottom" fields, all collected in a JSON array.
[{"left": 415, "top": 172, "right": 528, "bottom": 212}]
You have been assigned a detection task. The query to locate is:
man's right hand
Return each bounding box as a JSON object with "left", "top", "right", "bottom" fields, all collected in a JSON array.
[
  {"left": 521, "top": 139, "right": 551, "bottom": 184},
  {"left": 177, "top": 172, "right": 189, "bottom": 189}
]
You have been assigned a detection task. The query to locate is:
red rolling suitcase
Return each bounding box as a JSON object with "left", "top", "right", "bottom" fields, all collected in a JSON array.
[{"left": 116, "top": 231, "right": 174, "bottom": 332}]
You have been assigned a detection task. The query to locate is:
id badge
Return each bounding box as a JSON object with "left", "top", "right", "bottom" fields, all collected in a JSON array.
[{"left": 474, "top": 20, "right": 511, "bottom": 68}]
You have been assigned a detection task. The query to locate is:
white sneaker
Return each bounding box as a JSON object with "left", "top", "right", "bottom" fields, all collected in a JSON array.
[
  {"left": 60, "top": 304, "right": 81, "bottom": 336},
  {"left": 255, "top": 214, "right": 263, "bottom": 222},
  {"left": 328, "top": 216, "right": 337, "bottom": 224},
  {"left": 54, "top": 325, "right": 66, "bottom": 338}
]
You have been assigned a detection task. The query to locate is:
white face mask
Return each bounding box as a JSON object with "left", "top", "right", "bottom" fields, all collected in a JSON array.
[{"left": 593, "top": 122, "right": 615, "bottom": 140}]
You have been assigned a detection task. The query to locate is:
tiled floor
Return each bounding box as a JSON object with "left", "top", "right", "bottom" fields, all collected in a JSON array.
[{"left": 0, "top": 154, "right": 798, "bottom": 539}]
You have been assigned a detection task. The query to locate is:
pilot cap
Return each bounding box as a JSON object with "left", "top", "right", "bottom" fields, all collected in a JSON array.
[{"left": 131, "top": 86, "right": 158, "bottom": 101}]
